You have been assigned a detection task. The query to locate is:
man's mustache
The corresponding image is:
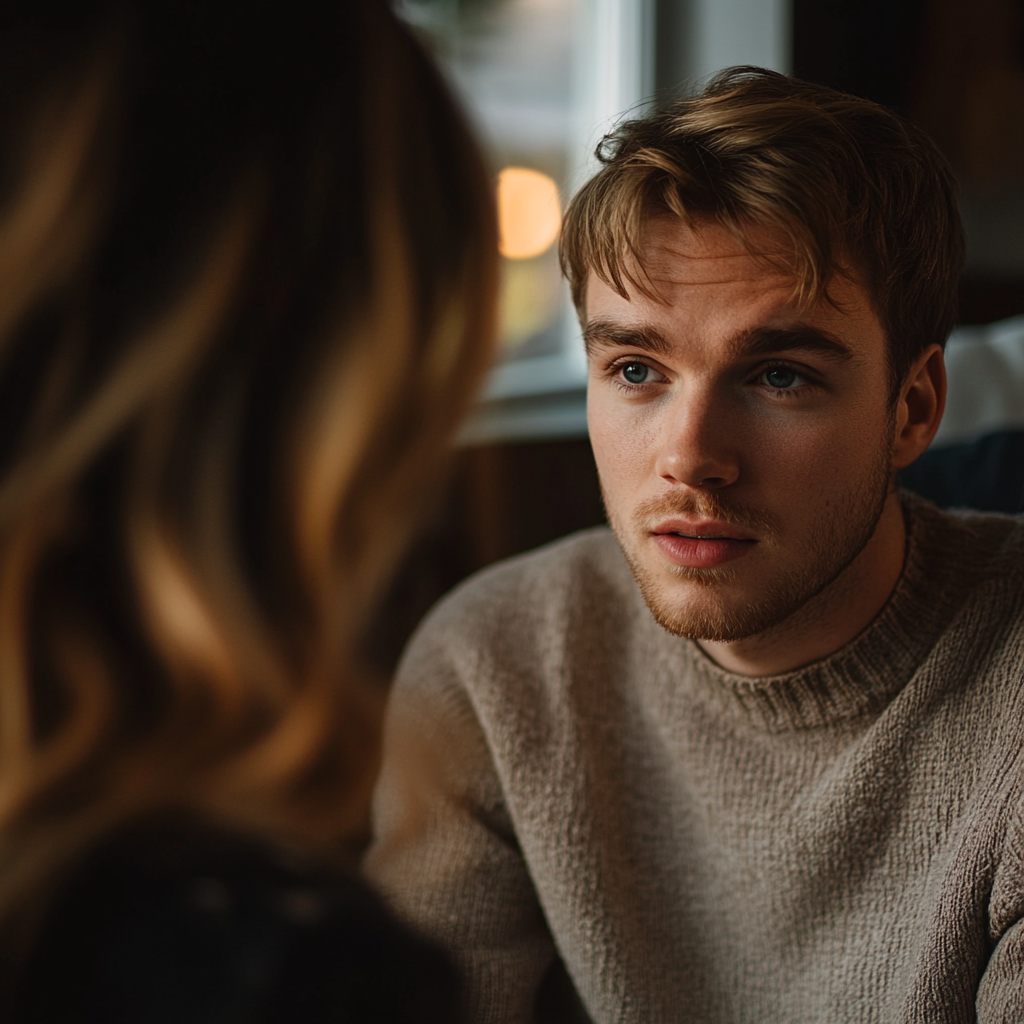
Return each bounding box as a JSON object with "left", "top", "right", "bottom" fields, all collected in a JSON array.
[{"left": 631, "top": 491, "right": 782, "bottom": 540}]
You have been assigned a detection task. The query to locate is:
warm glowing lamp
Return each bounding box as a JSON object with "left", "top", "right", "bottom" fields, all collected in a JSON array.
[{"left": 497, "top": 167, "right": 561, "bottom": 259}]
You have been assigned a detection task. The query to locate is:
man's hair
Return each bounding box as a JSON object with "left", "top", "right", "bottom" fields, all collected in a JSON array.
[{"left": 561, "top": 67, "right": 966, "bottom": 397}]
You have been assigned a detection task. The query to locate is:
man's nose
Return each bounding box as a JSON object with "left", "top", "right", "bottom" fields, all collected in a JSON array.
[{"left": 653, "top": 386, "right": 739, "bottom": 489}]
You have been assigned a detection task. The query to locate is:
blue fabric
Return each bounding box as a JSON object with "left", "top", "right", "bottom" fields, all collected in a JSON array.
[{"left": 899, "top": 430, "right": 1024, "bottom": 514}]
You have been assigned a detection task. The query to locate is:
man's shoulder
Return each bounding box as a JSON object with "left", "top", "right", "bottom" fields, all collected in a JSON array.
[
  {"left": 905, "top": 498, "right": 1024, "bottom": 654},
  {"left": 911, "top": 496, "right": 1024, "bottom": 578},
  {"left": 422, "top": 526, "right": 635, "bottom": 634},
  {"left": 401, "top": 526, "right": 647, "bottom": 674}
]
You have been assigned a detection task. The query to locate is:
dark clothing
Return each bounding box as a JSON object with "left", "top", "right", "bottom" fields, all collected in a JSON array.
[
  {"left": 900, "top": 428, "right": 1024, "bottom": 513},
  {"left": 11, "top": 818, "right": 460, "bottom": 1023}
]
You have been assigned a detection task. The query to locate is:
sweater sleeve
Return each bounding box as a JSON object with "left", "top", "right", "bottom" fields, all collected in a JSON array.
[
  {"left": 364, "top": 620, "right": 557, "bottom": 1024},
  {"left": 976, "top": 918, "right": 1024, "bottom": 1023},
  {"left": 977, "top": 779, "right": 1024, "bottom": 1024}
]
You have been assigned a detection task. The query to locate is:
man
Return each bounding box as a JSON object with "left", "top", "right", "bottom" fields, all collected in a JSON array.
[{"left": 365, "top": 69, "right": 1024, "bottom": 1023}]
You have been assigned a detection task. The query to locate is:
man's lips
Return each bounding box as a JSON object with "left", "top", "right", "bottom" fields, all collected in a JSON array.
[{"left": 650, "top": 519, "right": 757, "bottom": 569}]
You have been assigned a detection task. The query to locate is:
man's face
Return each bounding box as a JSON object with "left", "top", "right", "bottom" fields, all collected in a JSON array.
[{"left": 585, "top": 217, "right": 897, "bottom": 643}]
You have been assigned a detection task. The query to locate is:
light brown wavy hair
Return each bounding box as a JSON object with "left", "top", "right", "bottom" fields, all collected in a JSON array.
[
  {"left": 0, "top": 0, "right": 498, "bottom": 941},
  {"left": 560, "top": 67, "right": 965, "bottom": 399}
]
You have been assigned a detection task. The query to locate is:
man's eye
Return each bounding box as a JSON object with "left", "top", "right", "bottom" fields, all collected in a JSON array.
[
  {"left": 763, "top": 366, "right": 802, "bottom": 389},
  {"left": 621, "top": 362, "right": 652, "bottom": 384}
]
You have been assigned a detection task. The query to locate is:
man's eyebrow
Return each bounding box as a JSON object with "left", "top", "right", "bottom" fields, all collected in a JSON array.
[
  {"left": 733, "top": 325, "right": 855, "bottom": 361},
  {"left": 584, "top": 320, "right": 858, "bottom": 363},
  {"left": 583, "top": 319, "right": 673, "bottom": 358}
]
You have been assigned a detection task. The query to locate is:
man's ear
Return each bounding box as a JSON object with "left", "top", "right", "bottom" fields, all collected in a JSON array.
[{"left": 892, "top": 343, "right": 946, "bottom": 471}]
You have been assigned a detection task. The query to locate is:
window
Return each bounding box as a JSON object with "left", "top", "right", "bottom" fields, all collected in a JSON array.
[{"left": 400, "top": 0, "right": 791, "bottom": 442}]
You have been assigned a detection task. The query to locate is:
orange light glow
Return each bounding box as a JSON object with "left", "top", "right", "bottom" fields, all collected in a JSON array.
[{"left": 497, "top": 167, "right": 561, "bottom": 259}]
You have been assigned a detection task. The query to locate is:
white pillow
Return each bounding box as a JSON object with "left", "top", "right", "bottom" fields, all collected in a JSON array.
[{"left": 935, "top": 315, "right": 1024, "bottom": 446}]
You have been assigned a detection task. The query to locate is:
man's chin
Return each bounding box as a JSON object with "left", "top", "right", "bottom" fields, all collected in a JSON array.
[
  {"left": 630, "top": 560, "right": 814, "bottom": 643},
  {"left": 642, "top": 588, "right": 792, "bottom": 643}
]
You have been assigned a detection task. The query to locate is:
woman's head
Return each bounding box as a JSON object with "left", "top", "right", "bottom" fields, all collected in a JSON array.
[{"left": 0, "top": 0, "right": 498, "bottom": 898}]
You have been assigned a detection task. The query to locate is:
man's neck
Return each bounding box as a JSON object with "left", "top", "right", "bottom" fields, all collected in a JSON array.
[{"left": 697, "top": 491, "right": 908, "bottom": 677}]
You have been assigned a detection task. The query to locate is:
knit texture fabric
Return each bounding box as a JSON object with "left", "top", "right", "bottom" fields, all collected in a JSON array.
[{"left": 365, "top": 495, "right": 1024, "bottom": 1024}]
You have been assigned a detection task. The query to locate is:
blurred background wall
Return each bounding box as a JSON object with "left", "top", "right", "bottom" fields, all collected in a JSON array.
[{"left": 366, "top": 0, "right": 1024, "bottom": 677}]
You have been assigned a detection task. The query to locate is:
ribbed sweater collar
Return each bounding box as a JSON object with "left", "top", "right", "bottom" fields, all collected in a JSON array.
[{"left": 681, "top": 494, "right": 991, "bottom": 732}]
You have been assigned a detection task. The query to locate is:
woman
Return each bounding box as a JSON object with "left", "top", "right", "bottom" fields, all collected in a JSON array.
[{"left": 0, "top": 0, "right": 498, "bottom": 1018}]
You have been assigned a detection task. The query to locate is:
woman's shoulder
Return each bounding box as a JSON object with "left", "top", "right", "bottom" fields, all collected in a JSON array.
[{"left": 12, "top": 815, "right": 461, "bottom": 1023}]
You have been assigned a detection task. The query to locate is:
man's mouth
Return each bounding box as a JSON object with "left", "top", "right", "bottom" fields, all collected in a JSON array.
[
  {"left": 653, "top": 518, "right": 755, "bottom": 540},
  {"left": 671, "top": 531, "right": 732, "bottom": 540},
  {"left": 651, "top": 520, "right": 757, "bottom": 569}
]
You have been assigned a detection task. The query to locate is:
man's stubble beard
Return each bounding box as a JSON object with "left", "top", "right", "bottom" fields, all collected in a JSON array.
[{"left": 605, "top": 435, "right": 896, "bottom": 644}]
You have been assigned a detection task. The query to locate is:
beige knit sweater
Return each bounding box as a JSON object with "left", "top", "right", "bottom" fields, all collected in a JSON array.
[{"left": 365, "top": 495, "right": 1024, "bottom": 1024}]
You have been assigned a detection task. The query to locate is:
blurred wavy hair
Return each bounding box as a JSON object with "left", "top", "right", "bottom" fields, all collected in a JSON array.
[{"left": 0, "top": 0, "right": 498, "bottom": 938}]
